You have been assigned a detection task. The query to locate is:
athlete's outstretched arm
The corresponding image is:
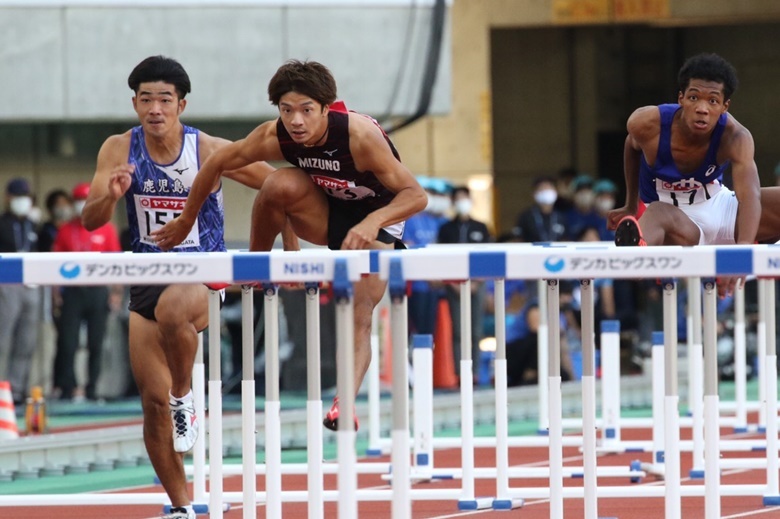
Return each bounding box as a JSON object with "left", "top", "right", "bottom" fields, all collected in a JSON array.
[
  {"left": 82, "top": 134, "right": 133, "bottom": 231},
  {"left": 729, "top": 125, "right": 761, "bottom": 245},
  {"left": 607, "top": 107, "right": 654, "bottom": 230},
  {"left": 152, "top": 122, "right": 282, "bottom": 250},
  {"left": 342, "top": 117, "right": 427, "bottom": 250}
]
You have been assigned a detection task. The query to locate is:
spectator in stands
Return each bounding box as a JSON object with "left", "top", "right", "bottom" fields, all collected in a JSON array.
[
  {"left": 565, "top": 175, "right": 601, "bottom": 239},
  {"left": 38, "top": 189, "right": 73, "bottom": 253},
  {"left": 0, "top": 178, "right": 41, "bottom": 405},
  {"left": 51, "top": 182, "right": 123, "bottom": 401},
  {"left": 515, "top": 176, "right": 569, "bottom": 243},
  {"left": 438, "top": 185, "right": 492, "bottom": 376}
]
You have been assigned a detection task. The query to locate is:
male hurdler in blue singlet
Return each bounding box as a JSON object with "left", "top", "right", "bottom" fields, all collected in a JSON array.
[
  {"left": 80, "top": 56, "right": 275, "bottom": 519},
  {"left": 608, "top": 53, "right": 780, "bottom": 293},
  {"left": 154, "top": 60, "right": 428, "bottom": 432}
]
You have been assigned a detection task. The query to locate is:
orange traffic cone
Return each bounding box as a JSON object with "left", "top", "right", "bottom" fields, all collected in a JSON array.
[
  {"left": 0, "top": 381, "right": 19, "bottom": 440},
  {"left": 433, "top": 298, "right": 459, "bottom": 389},
  {"left": 379, "top": 305, "right": 393, "bottom": 387}
]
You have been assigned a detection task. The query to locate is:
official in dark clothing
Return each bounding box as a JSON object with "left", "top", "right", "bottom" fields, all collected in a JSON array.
[{"left": 0, "top": 178, "right": 41, "bottom": 404}]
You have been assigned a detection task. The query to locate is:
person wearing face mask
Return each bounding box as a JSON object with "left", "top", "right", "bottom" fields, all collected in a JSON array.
[
  {"left": 0, "top": 178, "right": 42, "bottom": 405},
  {"left": 515, "top": 176, "right": 570, "bottom": 243},
  {"left": 437, "top": 186, "right": 492, "bottom": 376},
  {"left": 51, "top": 182, "right": 122, "bottom": 402},
  {"left": 565, "top": 175, "right": 602, "bottom": 239}
]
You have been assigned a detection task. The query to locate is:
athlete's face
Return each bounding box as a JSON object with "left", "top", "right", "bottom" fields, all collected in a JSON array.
[
  {"left": 132, "top": 81, "right": 186, "bottom": 137},
  {"left": 677, "top": 79, "right": 730, "bottom": 135},
  {"left": 278, "top": 92, "right": 329, "bottom": 146}
]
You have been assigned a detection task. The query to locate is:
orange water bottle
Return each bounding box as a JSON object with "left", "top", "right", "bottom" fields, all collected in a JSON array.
[{"left": 24, "top": 386, "right": 46, "bottom": 435}]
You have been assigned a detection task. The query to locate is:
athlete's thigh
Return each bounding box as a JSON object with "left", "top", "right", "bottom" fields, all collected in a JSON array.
[
  {"left": 757, "top": 187, "right": 780, "bottom": 242},
  {"left": 641, "top": 201, "right": 701, "bottom": 245},
  {"left": 155, "top": 284, "right": 209, "bottom": 331},
  {"left": 128, "top": 312, "right": 171, "bottom": 397},
  {"left": 260, "top": 167, "right": 329, "bottom": 246}
]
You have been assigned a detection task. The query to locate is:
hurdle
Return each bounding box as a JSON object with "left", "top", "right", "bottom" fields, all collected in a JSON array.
[{"left": 3, "top": 244, "right": 780, "bottom": 519}]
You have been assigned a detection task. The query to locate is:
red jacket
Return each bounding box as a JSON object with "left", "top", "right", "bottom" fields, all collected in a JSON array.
[{"left": 52, "top": 219, "right": 121, "bottom": 253}]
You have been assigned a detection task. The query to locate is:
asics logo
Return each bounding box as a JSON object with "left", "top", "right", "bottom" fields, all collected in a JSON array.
[{"left": 705, "top": 164, "right": 717, "bottom": 177}]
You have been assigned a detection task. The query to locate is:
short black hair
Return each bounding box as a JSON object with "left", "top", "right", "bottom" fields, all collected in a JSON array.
[
  {"left": 451, "top": 185, "right": 470, "bottom": 200},
  {"left": 532, "top": 175, "right": 557, "bottom": 190},
  {"left": 678, "top": 53, "right": 738, "bottom": 101},
  {"left": 268, "top": 60, "right": 337, "bottom": 108},
  {"left": 128, "top": 56, "right": 191, "bottom": 99},
  {"left": 44, "top": 189, "right": 69, "bottom": 213}
]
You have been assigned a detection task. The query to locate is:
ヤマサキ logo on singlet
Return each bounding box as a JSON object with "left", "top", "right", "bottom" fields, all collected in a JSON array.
[{"left": 311, "top": 175, "right": 376, "bottom": 201}]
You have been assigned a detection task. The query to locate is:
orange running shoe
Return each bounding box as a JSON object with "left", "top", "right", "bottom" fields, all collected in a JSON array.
[
  {"left": 323, "top": 397, "right": 359, "bottom": 431},
  {"left": 614, "top": 215, "right": 647, "bottom": 247}
]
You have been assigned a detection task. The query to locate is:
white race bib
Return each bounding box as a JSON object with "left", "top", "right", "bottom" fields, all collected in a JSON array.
[
  {"left": 311, "top": 175, "right": 376, "bottom": 200},
  {"left": 134, "top": 195, "right": 200, "bottom": 248},
  {"left": 655, "top": 178, "right": 721, "bottom": 206}
]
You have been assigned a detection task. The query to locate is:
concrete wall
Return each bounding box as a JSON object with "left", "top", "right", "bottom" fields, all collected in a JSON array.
[{"left": 0, "top": 1, "right": 451, "bottom": 121}]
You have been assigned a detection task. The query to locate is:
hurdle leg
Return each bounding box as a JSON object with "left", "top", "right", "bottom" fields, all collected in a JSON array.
[
  {"left": 600, "top": 318, "right": 621, "bottom": 451},
  {"left": 688, "top": 278, "right": 705, "bottom": 478},
  {"left": 762, "top": 279, "right": 780, "bottom": 505},
  {"left": 192, "top": 332, "right": 207, "bottom": 506},
  {"left": 492, "top": 279, "right": 522, "bottom": 510},
  {"left": 263, "top": 284, "right": 282, "bottom": 519},
  {"left": 662, "top": 280, "right": 681, "bottom": 519},
  {"left": 641, "top": 331, "right": 665, "bottom": 477},
  {"left": 207, "top": 289, "right": 224, "bottom": 519},
  {"left": 457, "top": 279, "right": 491, "bottom": 511},
  {"left": 537, "top": 279, "right": 549, "bottom": 435},
  {"left": 733, "top": 279, "right": 748, "bottom": 433},
  {"left": 580, "top": 280, "right": 598, "bottom": 519},
  {"left": 387, "top": 258, "right": 410, "bottom": 518},
  {"left": 702, "top": 279, "right": 721, "bottom": 518},
  {"left": 547, "top": 279, "right": 564, "bottom": 519},
  {"left": 241, "top": 286, "right": 257, "bottom": 519},
  {"left": 366, "top": 302, "right": 383, "bottom": 457},
  {"left": 412, "top": 334, "right": 434, "bottom": 481},
  {"left": 305, "top": 283, "right": 324, "bottom": 519},
  {"left": 757, "top": 280, "right": 767, "bottom": 430}
]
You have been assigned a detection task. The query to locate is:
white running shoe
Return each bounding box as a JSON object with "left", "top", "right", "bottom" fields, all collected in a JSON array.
[
  {"left": 164, "top": 505, "right": 196, "bottom": 519},
  {"left": 170, "top": 398, "right": 199, "bottom": 453}
]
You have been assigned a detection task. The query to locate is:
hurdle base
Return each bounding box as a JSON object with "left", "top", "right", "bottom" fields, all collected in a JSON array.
[
  {"left": 163, "top": 503, "right": 231, "bottom": 515},
  {"left": 458, "top": 497, "right": 493, "bottom": 510},
  {"left": 763, "top": 496, "right": 780, "bottom": 506},
  {"left": 365, "top": 448, "right": 384, "bottom": 457},
  {"left": 536, "top": 428, "right": 549, "bottom": 436},
  {"left": 492, "top": 497, "right": 524, "bottom": 510},
  {"left": 639, "top": 462, "right": 665, "bottom": 479},
  {"left": 732, "top": 426, "right": 748, "bottom": 434},
  {"left": 689, "top": 469, "right": 705, "bottom": 479}
]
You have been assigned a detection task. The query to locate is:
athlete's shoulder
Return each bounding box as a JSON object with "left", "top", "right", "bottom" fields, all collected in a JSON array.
[
  {"left": 98, "top": 130, "right": 133, "bottom": 160},
  {"left": 721, "top": 112, "right": 754, "bottom": 156},
  {"left": 626, "top": 105, "right": 661, "bottom": 140},
  {"left": 346, "top": 111, "right": 386, "bottom": 141}
]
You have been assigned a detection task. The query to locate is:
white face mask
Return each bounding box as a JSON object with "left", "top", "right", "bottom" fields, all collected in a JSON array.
[
  {"left": 27, "top": 206, "right": 42, "bottom": 224},
  {"left": 595, "top": 197, "right": 615, "bottom": 213},
  {"left": 574, "top": 190, "right": 595, "bottom": 210},
  {"left": 73, "top": 200, "right": 87, "bottom": 217},
  {"left": 454, "top": 198, "right": 472, "bottom": 216},
  {"left": 53, "top": 205, "right": 74, "bottom": 222},
  {"left": 9, "top": 196, "right": 32, "bottom": 218},
  {"left": 534, "top": 189, "right": 557, "bottom": 206}
]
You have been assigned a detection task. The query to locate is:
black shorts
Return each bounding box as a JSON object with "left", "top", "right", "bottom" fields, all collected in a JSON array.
[
  {"left": 128, "top": 285, "right": 168, "bottom": 321},
  {"left": 128, "top": 284, "right": 224, "bottom": 322},
  {"left": 327, "top": 198, "right": 406, "bottom": 251}
]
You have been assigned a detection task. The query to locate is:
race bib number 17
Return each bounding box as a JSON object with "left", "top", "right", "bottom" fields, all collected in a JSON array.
[{"left": 134, "top": 195, "right": 200, "bottom": 248}]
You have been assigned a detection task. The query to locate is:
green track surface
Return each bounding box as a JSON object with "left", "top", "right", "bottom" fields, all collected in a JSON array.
[{"left": 0, "top": 379, "right": 764, "bottom": 495}]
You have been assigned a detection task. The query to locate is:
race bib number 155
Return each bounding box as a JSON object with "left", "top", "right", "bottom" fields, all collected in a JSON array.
[{"left": 134, "top": 195, "right": 200, "bottom": 248}]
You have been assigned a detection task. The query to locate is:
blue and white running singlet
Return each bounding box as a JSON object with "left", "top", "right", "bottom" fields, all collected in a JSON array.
[{"left": 125, "top": 125, "right": 226, "bottom": 253}]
